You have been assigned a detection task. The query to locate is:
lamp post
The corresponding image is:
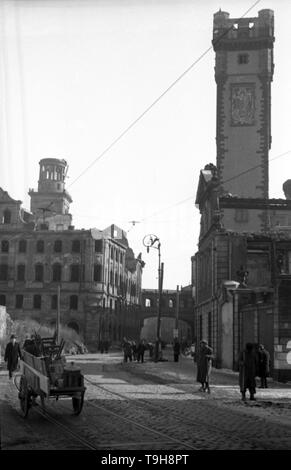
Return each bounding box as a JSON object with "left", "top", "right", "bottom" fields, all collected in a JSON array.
[{"left": 143, "top": 234, "right": 164, "bottom": 362}]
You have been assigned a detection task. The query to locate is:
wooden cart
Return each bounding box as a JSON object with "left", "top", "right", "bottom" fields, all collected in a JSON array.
[{"left": 17, "top": 334, "right": 86, "bottom": 418}]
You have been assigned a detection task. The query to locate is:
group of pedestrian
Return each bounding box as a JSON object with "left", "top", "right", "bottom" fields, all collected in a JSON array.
[
  {"left": 121, "top": 337, "right": 147, "bottom": 363},
  {"left": 3, "top": 332, "right": 271, "bottom": 402},
  {"left": 239, "top": 343, "right": 270, "bottom": 400},
  {"left": 194, "top": 339, "right": 271, "bottom": 400}
]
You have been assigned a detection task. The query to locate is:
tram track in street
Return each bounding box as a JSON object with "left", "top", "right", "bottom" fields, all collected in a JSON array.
[
  {"left": 83, "top": 375, "right": 291, "bottom": 450},
  {"left": 8, "top": 372, "right": 199, "bottom": 449},
  {"left": 39, "top": 393, "right": 199, "bottom": 450}
]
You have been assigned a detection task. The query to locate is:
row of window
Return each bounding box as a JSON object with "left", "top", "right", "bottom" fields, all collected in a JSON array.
[
  {"left": 0, "top": 294, "right": 128, "bottom": 311},
  {"left": 1, "top": 239, "right": 83, "bottom": 254},
  {"left": 0, "top": 239, "right": 125, "bottom": 265},
  {"left": 110, "top": 246, "right": 124, "bottom": 264},
  {"left": 144, "top": 297, "right": 190, "bottom": 308},
  {"left": 0, "top": 263, "right": 134, "bottom": 288},
  {"left": 0, "top": 263, "right": 99, "bottom": 283},
  {"left": 0, "top": 293, "right": 78, "bottom": 310}
]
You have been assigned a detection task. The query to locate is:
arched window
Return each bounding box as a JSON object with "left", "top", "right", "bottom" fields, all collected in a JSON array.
[
  {"left": 145, "top": 298, "right": 151, "bottom": 308},
  {"left": 35, "top": 264, "right": 44, "bottom": 282},
  {"left": 0, "top": 264, "right": 8, "bottom": 281},
  {"left": 69, "top": 295, "right": 78, "bottom": 310},
  {"left": 36, "top": 240, "right": 44, "bottom": 253},
  {"left": 70, "top": 264, "right": 80, "bottom": 282},
  {"left": 3, "top": 209, "right": 11, "bottom": 224},
  {"left": 19, "top": 240, "right": 27, "bottom": 253},
  {"left": 1, "top": 240, "right": 9, "bottom": 252},
  {"left": 169, "top": 298, "right": 174, "bottom": 308},
  {"left": 54, "top": 240, "right": 62, "bottom": 253},
  {"left": 52, "top": 263, "right": 62, "bottom": 282},
  {"left": 17, "top": 264, "right": 26, "bottom": 281}
]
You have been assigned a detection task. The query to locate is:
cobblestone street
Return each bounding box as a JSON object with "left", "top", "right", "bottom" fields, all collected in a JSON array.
[{"left": 1, "top": 348, "right": 291, "bottom": 451}]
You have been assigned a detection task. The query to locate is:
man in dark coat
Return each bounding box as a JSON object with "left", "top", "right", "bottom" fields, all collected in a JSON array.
[
  {"left": 121, "top": 337, "right": 132, "bottom": 363},
  {"left": 239, "top": 342, "right": 258, "bottom": 400},
  {"left": 196, "top": 339, "right": 213, "bottom": 393},
  {"left": 173, "top": 337, "right": 181, "bottom": 362},
  {"left": 258, "top": 344, "right": 271, "bottom": 388},
  {"left": 4, "top": 335, "right": 22, "bottom": 379},
  {"left": 137, "top": 339, "right": 146, "bottom": 363}
]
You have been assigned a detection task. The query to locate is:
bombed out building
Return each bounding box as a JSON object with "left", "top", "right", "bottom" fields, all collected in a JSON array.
[{"left": 0, "top": 158, "right": 144, "bottom": 349}]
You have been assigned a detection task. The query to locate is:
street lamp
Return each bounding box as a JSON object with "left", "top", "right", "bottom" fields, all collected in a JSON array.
[{"left": 143, "top": 234, "right": 164, "bottom": 362}]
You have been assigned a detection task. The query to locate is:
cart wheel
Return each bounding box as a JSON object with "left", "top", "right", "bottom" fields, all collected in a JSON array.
[
  {"left": 72, "top": 392, "right": 84, "bottom": 415},
  {"left": 19, "top": 376, "right": 30, "bottom": 418}
]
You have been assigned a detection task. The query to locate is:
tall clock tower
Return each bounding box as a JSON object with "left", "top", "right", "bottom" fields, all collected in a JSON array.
[{"left": 213, "top": 9, "right": 274, "bottom": 198}]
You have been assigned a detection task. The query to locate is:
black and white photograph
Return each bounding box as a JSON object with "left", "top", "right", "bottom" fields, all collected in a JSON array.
[{"left": 0, "top": 0, "right": 291, "bottom": 455}]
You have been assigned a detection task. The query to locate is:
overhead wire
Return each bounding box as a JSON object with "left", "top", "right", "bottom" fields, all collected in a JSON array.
[
  {"left": 67, "top": 0, "right": 262, "bottom": 189},
  {"left": 3, "top": 0, "right": 280, "bottom": 239}
]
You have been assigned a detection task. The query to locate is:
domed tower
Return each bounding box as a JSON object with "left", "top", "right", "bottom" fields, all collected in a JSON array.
[{"left": 29, "top": 158, "right": 73, "bottom": 230}]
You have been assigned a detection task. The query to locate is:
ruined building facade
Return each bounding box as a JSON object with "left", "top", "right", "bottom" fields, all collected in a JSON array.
[{"left": 0, "top": 158, "right": 144, "bottom": 349}]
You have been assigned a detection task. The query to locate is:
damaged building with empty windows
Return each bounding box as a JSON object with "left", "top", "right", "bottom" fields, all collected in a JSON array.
[
  {"left": 192, "top": 9, "right": 291, "bottom": 382},
  {"left": 0, "top": 158, "right": 144, "bottom": 349}
]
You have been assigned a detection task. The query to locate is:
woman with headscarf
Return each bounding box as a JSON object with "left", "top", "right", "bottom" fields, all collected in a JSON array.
[{"left": 196, "top": 339, "right": 213, "bottom": 393}]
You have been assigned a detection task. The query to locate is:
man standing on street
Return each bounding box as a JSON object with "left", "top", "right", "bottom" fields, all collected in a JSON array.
[
  {"left": 239, "top": 342, "right": 258, "bottom": 401},
  {"left": 258, "top": 344, "right": 271, "bottom": 388},
  {"left": 4, "top": 334, "right": 22, "bottom": 379},
  {"left": 173, "top": 337, "right": 181, "bottom": 362}
]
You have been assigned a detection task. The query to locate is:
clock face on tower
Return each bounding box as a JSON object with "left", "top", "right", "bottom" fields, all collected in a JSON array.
[{"left": 231, "top": 84, "right": 255, "bottom": 126}]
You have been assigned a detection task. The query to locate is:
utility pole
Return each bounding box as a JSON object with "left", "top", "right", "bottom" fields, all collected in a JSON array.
[
  {"left": 142, "top": 234, "right": 163, "bottom": 362},
  {"left": 175, "top": 285, "right": 180, "bottom": 338},
  {"left": 156, "top": 260, "right": 164, "bottom": 361},
  {"left": 56, "top": 285, "right": 61, "bottom": 344}
]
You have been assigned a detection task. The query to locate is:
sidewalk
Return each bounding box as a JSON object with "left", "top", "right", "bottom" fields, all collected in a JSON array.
[{"left": 119, "top": 347, "right": 291, "bottom": 403}]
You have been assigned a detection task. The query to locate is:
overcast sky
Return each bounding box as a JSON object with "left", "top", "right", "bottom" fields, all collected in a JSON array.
[{"left": 0, "top": 0, "right": 290, "bottom": 289}]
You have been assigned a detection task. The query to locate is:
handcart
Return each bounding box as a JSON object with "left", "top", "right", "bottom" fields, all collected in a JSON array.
[{"left": 17, "top": 333, "right": 86, "bottom": 418}]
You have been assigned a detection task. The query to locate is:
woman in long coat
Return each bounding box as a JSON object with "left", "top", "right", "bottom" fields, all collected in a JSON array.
[
  {"left": 239, "top": 342, "right": 258, "bottom": 400},
  {"left": 4, "top": 335, "right": 22, "bottom": 379},
  {"left": 258, "top": 344, "right": 271, "bottom": 388},
  {"left": 196, "top": 340, "right": 213, "bottom": 393}
]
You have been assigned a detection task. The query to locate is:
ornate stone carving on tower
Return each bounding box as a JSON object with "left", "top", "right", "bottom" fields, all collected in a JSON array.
[
  {"left": 213, "top": 9, "right": 274, "bottom": 199},
  {"left": 29, "top": 158, "right": 73, "bottom": 230}
]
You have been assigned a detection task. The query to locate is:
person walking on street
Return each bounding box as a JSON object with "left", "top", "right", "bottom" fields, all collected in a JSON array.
[
  {"left": 173, "top": 337, "right": 181, "bottom": 362},
  {"left": 196, "top": 339, "right": 213, "bottom": 393},
  {"left": 122, "top": 337, "right": 132, "bottom": 363},
  {"left": 239, "top": 342, "right": 258, "bottom": 401},
  {"left": 4, "top": 334, "right": 22, "bottom": 379},
  {"left": 258, "top": 344, "right": 271, "bottom": 388},
  {"left": 137, "top": 339, "right": 146, "bottom": 363}
]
